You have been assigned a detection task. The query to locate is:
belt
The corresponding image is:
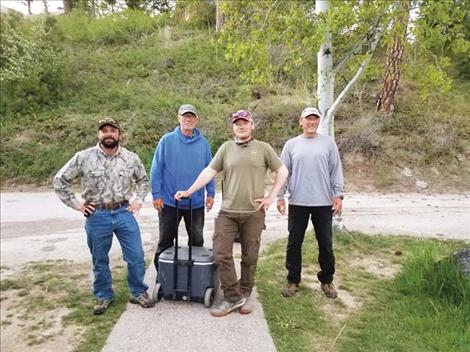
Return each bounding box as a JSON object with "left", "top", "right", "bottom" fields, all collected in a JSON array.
[{"left": 95, "top": 201, "right": 129, "bottom": 210}]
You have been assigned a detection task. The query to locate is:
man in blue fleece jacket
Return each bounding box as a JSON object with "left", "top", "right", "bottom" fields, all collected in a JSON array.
[{"left": 150, "top": 104, "right": 215, "bottom": 270}]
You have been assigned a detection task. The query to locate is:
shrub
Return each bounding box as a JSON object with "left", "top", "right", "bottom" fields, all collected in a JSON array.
[
  {"left": 0, "top": 17, "right": 64, "bottom": 115},
  {"left": 397, "top": 244, "right": 470, "bottom": 306}
]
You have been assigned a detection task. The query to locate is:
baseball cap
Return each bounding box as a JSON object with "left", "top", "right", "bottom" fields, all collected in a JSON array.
[
  {"left": 178, "top": 104, "right": 198, "bottom": 117},
  {"left": 98, "top": 117, "right": 121, "bottom": 131},
  {"left": 301, "top": 107, "right": 321, "bottom": 119},
  {"left": 231, "top": 110, "right": 253, "bottom": 123}
]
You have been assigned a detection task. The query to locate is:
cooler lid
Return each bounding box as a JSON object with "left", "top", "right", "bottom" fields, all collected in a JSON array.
[{"left": 159, "top": 246, "right": 214, "bottom": 263}]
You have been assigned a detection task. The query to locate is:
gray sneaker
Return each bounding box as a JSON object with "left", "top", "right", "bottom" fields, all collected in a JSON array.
[
  {"left": 321, "top": 283, "right": 338, "bottom": 299},
  {"left": 210, "top": 297, "right": 246, "bottom": 317}
]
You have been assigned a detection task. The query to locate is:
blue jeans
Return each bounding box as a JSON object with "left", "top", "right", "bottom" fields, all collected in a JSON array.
[{"left": 85, "top": 207, "right": 148, "bottom": 300}]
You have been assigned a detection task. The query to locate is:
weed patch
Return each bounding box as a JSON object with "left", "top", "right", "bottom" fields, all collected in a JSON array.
[{"left": 0, "top": 258, "right": 129, "bottom": 352}]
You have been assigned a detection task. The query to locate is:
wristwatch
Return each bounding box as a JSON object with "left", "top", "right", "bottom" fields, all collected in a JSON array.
[{"left": 338, "top": 195, "right": 344, "bottom": 200}]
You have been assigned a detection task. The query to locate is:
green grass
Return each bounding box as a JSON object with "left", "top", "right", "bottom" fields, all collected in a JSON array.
[
  {"left": 0, "top": 259, "right": 130, "bottom": 351},
  {"left": 257, "top": 232, "right": 470, "bottom": 352}
]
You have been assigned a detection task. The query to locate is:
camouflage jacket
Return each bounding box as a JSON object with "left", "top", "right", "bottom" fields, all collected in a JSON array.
[{"left": 53, "top": 144, "right": 149, "bottom": 209}]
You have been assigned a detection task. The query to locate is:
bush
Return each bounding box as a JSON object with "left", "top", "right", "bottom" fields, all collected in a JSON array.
[
  {"left": 0, "top": 16, "right": 64, "bottom": 115},
  {"left": 397, "top": 244, "right": 470, "bottom": 306},
  {"left": 55, "top": 10, "right": 161, "bottom": 45}
]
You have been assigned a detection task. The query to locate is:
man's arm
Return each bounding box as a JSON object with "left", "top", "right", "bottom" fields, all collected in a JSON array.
[
  {"left": 128, "top": 156, "right": 150, "bottom": 215},
  {"left": 329, "top": 140, "right": 344, "bottom": 215},
  {"left": 255, "top": 164, "right": 288, "bottom": 211},
  {"left": 175, "top": 167, "right": 218, "bottom": 200},
  {"left": 276, "top": 142, "right": 291, "bottom": 215},
  {"left": 150, "top": 139, "right": 164, "bottom": 211},
  {"left": 204, "top": 142, "right": 216, "bottom": 211},
  {"left": 53, "top": 153, "right": 82, "bottom": 210}
]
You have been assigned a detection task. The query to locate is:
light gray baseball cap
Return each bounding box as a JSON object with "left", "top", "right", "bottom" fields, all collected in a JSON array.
[
  {"left": 301, "top": 107, "right": 321, "bottom": 118},
  {"left": 178, "top": 104, "right": 198, "bottom": 117}
]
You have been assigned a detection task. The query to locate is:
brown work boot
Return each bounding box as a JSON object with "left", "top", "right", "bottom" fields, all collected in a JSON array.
[
  {"left": 210, "top": 297, "right": 246, "bottom": 317},
  {"left": 93, "top": 299, "right": 111, "bottom": 315},
  {"left": 282, "top": 283, "right": 299, "bottom": 297},
  {"left": 129, "top": 292, "right": 155, "bottom": 308},
  {"left": 321, "top": 283, "right": 338, "bottom": 299}
]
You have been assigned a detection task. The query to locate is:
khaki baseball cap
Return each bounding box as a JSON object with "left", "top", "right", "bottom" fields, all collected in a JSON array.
[{"left": 178, "top": 104, "right": 198, "bottom": 117}]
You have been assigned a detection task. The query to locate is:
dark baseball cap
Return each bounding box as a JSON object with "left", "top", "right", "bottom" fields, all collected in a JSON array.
[
  {"left": 231, "top": 110, "right": 253, "bottom": 123},
  {"left": 98, "top": 117, "right": 121, "bottom": 131},
  {"left": 178, "top": 104, "right": 198, "bottom": 117}
]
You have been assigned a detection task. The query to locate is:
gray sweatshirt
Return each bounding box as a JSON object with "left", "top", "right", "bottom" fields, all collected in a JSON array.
[{"left": 277, "top": 133, "right": 344, "bottom": 206}]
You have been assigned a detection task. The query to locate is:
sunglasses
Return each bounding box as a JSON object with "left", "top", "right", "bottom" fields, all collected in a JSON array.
[{"left": 232, "top": 110, "right": 252, "bottom": 119}]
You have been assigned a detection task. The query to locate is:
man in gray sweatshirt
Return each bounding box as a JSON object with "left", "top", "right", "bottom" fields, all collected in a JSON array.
[{"left": 277, "top": 107, "right": 344, "bottom": 299}]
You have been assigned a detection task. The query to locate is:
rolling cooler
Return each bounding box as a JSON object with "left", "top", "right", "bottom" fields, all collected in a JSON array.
[{"left": 152, "top": 197, "right": 218, "bottom": 307}]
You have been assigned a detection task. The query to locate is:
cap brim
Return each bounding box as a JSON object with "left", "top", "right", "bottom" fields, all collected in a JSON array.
[
  {"left": 179, "top": 110, "right": 198, "bottom": 116},
  {"left": 99, "top": 123, "right": 120, "bottom": 130},
  {"left": 302, "top": 113, "right": 320, "bottom": 118},
  {"left": 232, "top": 117, "right": 252, "bottom": 123}
]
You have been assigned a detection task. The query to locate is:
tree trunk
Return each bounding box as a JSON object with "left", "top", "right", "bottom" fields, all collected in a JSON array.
[
  {"left": 26, "top": 0, "right": 32, "bottom": 15},
  {"left": 316, "top": 0, "right": 335, "bottom": 138},
  {"left": 42, "top": 0, "right": 48, "bottom": 13},
  {"left": 215, "top": 0, "right": 225, "bottom": 32},
  {"left": 376, "top": 0, "right": 410, "bottom": 114},
  {"left": 63, "top": 0, "right": 74, "bottom": 14}
]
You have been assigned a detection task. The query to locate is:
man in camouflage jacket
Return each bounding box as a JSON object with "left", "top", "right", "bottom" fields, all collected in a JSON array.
[{"left": 54, "top": 117, "right": 154, "bottom": 315}]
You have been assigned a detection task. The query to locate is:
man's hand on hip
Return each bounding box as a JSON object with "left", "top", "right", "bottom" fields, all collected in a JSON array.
[
  {"left": 77, "top": 202, "right": 96, "bottom": 217},
  {"left": 128, "top": 202, "right": 142, "bottom": 215}
]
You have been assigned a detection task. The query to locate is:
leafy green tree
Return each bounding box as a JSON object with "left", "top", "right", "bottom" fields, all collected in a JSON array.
[
  {"left": 218, "top": 0, "right": 469, "bottom": 136},
  {"left": 0, "top": 17, "right": 64, "bottom": 114}
]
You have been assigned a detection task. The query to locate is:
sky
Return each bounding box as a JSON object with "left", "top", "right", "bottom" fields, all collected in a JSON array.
[{"left": 1, "top": 0, "right": 64, "bottom": 15}]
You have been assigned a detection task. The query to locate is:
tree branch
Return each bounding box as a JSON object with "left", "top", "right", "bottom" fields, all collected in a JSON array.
[
  {"left": 333, "top": 15, "right": 385, "bottom": 74},
  {"left": 327, "top": 22, "right": 385, "bottom": 120}
]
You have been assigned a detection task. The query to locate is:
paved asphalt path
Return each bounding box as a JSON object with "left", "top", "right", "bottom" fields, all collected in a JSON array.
[{"left": 1, "top": 192, "right": 469, "bottom": 352}]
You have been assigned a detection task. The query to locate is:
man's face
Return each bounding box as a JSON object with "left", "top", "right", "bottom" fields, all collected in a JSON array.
[
  {"left": 232, "top": 119, "right": 254, "bottom": 141},
  {"left": 299, "top": 114, "right": 320, "bottom": 136},
  {"left": 178, "top": 112, "right": 199, "bottom": 134},
  {"left": 98, "top": 125, "right": 120, "bottom": 148}
]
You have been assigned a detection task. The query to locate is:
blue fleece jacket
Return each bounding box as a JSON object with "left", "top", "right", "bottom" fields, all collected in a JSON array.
[{"left": 150, "top": 127, "right": 215, "bottom": 209}]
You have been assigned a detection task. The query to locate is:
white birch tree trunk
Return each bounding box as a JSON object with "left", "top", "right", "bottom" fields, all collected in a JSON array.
[{"left": 315, "top": 0, "right": 335, "bottom": 138}]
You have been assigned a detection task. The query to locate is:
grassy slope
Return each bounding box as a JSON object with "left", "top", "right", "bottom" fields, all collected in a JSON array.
[{"left": 1, "top": 13, "right": 469, "bottom": 191}]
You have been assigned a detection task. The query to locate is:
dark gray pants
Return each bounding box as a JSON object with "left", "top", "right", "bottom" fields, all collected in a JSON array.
[{"left": 153, "top": 205, "right": 204, "bottom": 271}]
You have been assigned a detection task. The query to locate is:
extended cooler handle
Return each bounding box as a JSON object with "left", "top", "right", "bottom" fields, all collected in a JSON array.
[
  {"left": 173, "top": 196, "right": 193, "bottom": 300},
  {"left": 174, "top": 196, "right": 192, "bottom": 254}
]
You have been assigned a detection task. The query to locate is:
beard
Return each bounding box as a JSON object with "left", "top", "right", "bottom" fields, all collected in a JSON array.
[{"left": 100, "top": 137, "right": 119, "bottom": 148}]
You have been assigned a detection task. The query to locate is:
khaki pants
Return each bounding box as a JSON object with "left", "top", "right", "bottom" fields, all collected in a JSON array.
[{"left": 213, "top": 210, "right": 266, "bottom": 302}]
